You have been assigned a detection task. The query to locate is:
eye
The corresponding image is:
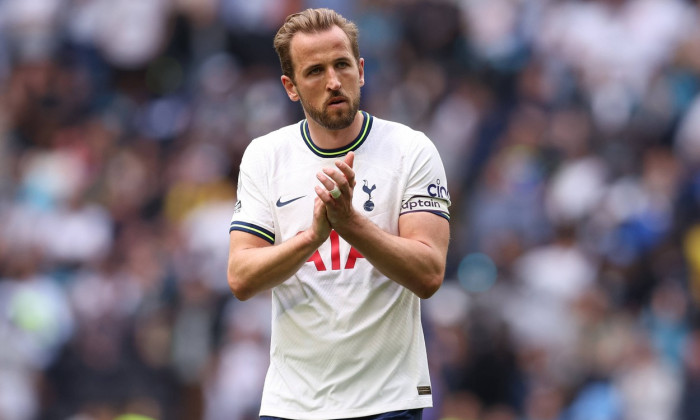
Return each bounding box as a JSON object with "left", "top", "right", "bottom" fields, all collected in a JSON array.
[
  {"left": 336, "top": 62, "right": 349, "bottom": 69},
  {"left": 308, "top": 67, "right": 322, "bottom": 75}
]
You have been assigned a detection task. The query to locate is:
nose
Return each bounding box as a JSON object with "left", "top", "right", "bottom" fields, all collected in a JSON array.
[{"left": 326, "top": 68, "right": 341, "bottom": 91}]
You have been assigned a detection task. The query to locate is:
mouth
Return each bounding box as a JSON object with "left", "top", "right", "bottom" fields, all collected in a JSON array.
[{"left": 326, "top": 96, "right": 348, "bottom": 107}]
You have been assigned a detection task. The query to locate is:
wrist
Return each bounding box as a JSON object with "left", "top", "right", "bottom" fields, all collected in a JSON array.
[
  {"left": 302, "top": 226, "right": 328, "bottom": 249},
  {"left": 332, "top": 210, "right": 363, "bottom": 239}
]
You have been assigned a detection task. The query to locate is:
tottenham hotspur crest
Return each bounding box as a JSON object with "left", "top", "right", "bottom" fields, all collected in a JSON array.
[{"left": 362, "top": 180, "right": 376, "bottom": 211}]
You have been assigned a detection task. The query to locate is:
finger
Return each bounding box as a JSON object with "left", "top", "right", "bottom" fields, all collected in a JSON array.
[
  {"left": 313, "top": 196, "right": 329, "bottom": 219},
  {"left": 314, "top": 195, "right": 327, "bottom": 210},
  {"left": 344, "top": 151, "right": 354, "bottom": 169},
  {"left": 341, "top": 152, "right": 355, "bottom": 187},
  {"left": 334, "top": 159, "right": 356, "bottom": 189},
  {"left": 312, "top": 197, "right": 331, "bottom": 232},
  {"left": 314, "top": 184, "right": 334, "bottom": 203},
  {"left": 321, "top": 167, "right": 347, "bottom": 190},
  {"left": 316, "top": 171, "right": 337, "bottom": 191}
]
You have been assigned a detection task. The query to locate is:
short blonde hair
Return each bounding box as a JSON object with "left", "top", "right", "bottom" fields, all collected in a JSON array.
[{"left": 273, "top": 8, "right": 360, "bottom": 81}]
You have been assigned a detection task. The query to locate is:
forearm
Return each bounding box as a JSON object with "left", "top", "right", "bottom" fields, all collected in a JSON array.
[
  {"left": 315, "top": 152, "right": 449, "bottom": 298},
  {"left": 335, "top": 212, "right": 448, "bottom": 299},
  {"left": 228, "top": 230, "right": 323, "bottom": 300}
]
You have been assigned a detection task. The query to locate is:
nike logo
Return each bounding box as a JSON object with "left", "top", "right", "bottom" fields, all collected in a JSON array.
[{"left": 276, "top": 195, "right": 306, "bottom": 207}]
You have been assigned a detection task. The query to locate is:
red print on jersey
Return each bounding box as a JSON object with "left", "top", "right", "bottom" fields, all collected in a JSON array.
[{"left": 303, "top": 230, "right": 364, "bottom": 271}]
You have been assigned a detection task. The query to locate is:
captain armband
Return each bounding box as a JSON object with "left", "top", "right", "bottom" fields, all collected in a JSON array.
[{"left": 400, "top": 196, "right": 450, "bottom": 220}]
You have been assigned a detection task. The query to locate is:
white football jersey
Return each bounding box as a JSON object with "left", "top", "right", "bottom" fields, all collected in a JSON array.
[{"left": 230, "top": 111, "right": 450, "bottom": 419}]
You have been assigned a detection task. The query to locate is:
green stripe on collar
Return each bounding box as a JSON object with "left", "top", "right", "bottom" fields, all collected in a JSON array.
[{"left": 300, "top": 111, "right": 373, "bottom": 157}]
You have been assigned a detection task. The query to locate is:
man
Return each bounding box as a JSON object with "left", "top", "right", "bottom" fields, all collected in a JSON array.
[{"left": 227, "top": 8, "right": 451, "bottom": 420}]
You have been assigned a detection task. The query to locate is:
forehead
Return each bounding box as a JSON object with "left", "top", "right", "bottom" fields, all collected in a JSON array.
[{"left": 289, "top": 26, "right": 354, "bottom": 69}]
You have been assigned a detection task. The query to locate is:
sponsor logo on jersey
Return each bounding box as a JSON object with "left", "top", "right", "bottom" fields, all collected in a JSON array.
[
  {"left": 427, "top": 179, "right": 449, "bottom": 199},
  {"left": 362, "top": 180, "right": 376, "bottom": 211},
  {"left": 233, "top": 200, "right": 242, "bottom": 214},
  {"left": 276, "top": 195, "right": 306, "bottom": 207}
]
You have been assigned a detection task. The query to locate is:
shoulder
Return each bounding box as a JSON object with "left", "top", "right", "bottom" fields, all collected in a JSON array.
[
  {"left": 370, "top": 115, "right": 437, "bottom": 154},
  {"left": 241, "top": 121, "right": 301, "bottom": 163},
  {"left": 247, "top": 122, "right": 300, "bottom": 151}
]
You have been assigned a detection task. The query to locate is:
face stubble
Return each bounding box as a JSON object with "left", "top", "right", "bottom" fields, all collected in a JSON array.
[{"left": 298, "top": 88, "right": 361, "bottom": 131}]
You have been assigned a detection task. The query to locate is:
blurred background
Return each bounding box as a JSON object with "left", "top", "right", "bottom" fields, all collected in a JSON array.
[{"left": 1, "top": 0, "right": 700, "bottom": 419}]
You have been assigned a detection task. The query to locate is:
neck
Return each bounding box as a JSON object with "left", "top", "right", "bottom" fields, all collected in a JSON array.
[{"left": 305, "top": 111, "right": 364, "bottom": 150}]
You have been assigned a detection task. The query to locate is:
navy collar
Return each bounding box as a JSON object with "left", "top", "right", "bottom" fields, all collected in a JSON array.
[{"left": 299, "top": 111, "right": 373, "bottom": 158}]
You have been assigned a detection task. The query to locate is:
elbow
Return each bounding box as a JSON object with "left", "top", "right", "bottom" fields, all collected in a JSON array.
[
  {"left": 227, "top": 270, "right": 254, "bottom": 301},
  {"left": 414, "top": 273, "right": 443, "bottom": 299}
]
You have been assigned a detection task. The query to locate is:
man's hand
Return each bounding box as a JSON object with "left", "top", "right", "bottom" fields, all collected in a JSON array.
[
  {"left": 315, "top": 152, "right": 357, "bottom": 228},
  {"left": 309, "top": 195, "right": 332, "bottom": 243}
]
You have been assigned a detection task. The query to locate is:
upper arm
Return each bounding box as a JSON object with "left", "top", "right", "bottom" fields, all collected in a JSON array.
[
  {"left": 398, "top": 211, "right": 450, "bottom": 259},
  {"left": 227, "top": 230, "right": 272, "bottom": 299},
  {"left": 397, "top": 211, "right": 450, "bottom": 298},
  {"left": 396, "top": 133, "right": 451, "bottom": 268},
  {"left": 229, "top": 230, "right": 273, "bottom": 259}
]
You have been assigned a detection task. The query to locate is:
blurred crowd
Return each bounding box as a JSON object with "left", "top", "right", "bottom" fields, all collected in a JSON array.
[{"left": 2, "top": 0, "right": 700, "bottom": 419}]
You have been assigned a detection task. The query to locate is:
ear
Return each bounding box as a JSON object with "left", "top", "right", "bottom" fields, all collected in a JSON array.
[
  {"left": 358, "top": 58, "right": 365, "bottom": 87},
  {"left": 281, "top": 75, "right": 300, "bottom": 102}
]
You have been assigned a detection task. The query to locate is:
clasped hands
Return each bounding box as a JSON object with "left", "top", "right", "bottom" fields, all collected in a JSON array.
[{"left": 313, "top": 151, "right": 357, "bottom": 232}]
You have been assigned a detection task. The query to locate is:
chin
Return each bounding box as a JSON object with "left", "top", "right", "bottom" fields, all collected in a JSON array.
[{"left": 324, "top": 116, "right": 356, "bottom": 130}]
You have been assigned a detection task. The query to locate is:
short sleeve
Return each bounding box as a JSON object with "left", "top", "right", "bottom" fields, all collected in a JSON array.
[
  {"left": 400, "top": 134, "right": 451, "bottom": 221},
  {"left": 229, "top": 145, "right": 276, "bottom": 244}
]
